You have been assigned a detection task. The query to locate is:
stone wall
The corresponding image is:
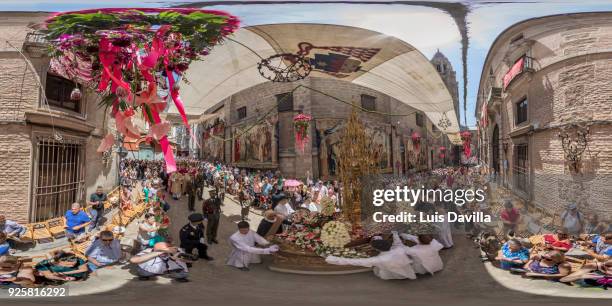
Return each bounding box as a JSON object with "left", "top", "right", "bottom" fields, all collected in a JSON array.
[
  {"left": 0, "top": 14, "right": 119, "bottom": 221},
  {"left": 0, "top": 124, "right": 32, "bottom": 223}
]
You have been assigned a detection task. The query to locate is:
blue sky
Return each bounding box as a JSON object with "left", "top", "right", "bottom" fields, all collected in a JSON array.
[{"left": 3, "top": 0, "right": 612, "bottom": 127}]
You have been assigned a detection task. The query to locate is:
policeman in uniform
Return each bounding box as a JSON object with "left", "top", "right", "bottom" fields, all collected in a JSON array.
[
  {"left": 179, "top": 213, "right": 214, "bottom": 261},
  {"left": 202, "top": 190, "right": 222, "bottom": 244}
]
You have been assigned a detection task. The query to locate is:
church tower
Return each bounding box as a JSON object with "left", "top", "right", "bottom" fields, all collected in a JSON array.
[{"left": 431, "top": 50, "right": 460, "bottom": 124}]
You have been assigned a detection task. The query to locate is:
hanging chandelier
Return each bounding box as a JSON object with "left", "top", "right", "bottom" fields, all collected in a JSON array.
[
  {"left": 437, "top": 112, "right": 452, "bottom": 131},
  {"left": 257, "top": 53, "right": 312, "bottom": 82}
]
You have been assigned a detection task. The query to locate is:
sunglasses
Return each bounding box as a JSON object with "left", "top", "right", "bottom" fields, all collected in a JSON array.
[{"left": 102, "top": 239, "right": 114, "bottom": 242}]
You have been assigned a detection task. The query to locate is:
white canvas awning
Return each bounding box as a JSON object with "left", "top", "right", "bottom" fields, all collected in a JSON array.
[{"left": 176, "top": 23, "right": 459, "bottom": 133}]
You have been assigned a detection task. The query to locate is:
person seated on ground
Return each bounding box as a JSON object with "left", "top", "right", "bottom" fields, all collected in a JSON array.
[
  {"left": 560, "top": 259, "right": 611, "bottom": 288},
  {"left": 256, "top": 210, "right": 283, "bottom": 238},
  {"left": 326, "top": 232, "right": 418, "bottom": 280},
  {"left": 179, "top": 213, "right": 213, "bottom": 263},
  {"left": 226, "top": 221, "right": 279, "bottom": 271},
  {"left": 398, "top": 232, "right": 445, "bottom": 275},
  {"left": 543, "top": 230, "right": 572, "bottom": 252},
  {"left": 63, "top": 202, "right": 91, "bottom": 240},
  {"left": 0, "top": 255, "right": 36, "bottom": 287},
  {"left": 500, "top": 200, "right": 520, "bottom": 235},
  {"left": 143, "top": 181, "right": 152, "bottom": 204},
  {"left": 524, "top": 250, "right": 571, "bottom": 280},
  {"left": 85, "top": 230, "right": 122, "bottom": 273},
  {"left": 0, "top": 233, "right": 10, "bottom": 256},
  {"left": 580, "top": 232, "right": 612, "bottom": 262},
  {"left": 149, "top": 206, "right": 170, "bottom": 239},
  {"left": 130, "top": 241, "right": 191, "bottom": 282},
  {"left": 496, "top": 238, "right": 530, "bottom": 271},
  {"left": 152, "top": 189, "right": 170, "bottom": 212},
  {"left": 0, "top": 215, "right": 27, "bottom": 246},
  {"left": 584, "top": 214, "right": 607, "bottom": 235},
  {"left": 120, "top": 186, "right": 133, "bottom": 211},
  {"left": 34, "top": 251, "right": 88, "bottom": 283},
  {"left": 138, "top": 213, "right": 161, "bottom": 249},
  {"left": 272, "top": 193, "right": 294, "bottom": 220}
]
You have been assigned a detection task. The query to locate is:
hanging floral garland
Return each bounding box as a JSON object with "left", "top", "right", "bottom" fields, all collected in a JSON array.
[
  {"left": 293, "top": 113, "right": 312, "bottom": 153},
  {"left": 460, "top": 130, "right": 472, "bottom": 158},
  {"left": 411, "top": 131, "right": 421, "bottom": 152},
  {"left": 41, "top": 8, "right": 239, "bottom": 173}
]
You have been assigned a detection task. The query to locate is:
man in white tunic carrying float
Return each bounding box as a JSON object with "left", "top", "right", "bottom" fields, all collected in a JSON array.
[
  {"left": 325, "top": 225, "right": 444, "bottom": 280},
  {"left": 226, "top": 221, "right": 280, "bottom": 271}
]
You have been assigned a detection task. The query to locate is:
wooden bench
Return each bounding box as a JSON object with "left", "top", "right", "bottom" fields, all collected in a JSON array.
[
  {"left": 30, "top": 222, "right": 54, "bottom": 243},
  {"left": 46, "top": 217, "right": 66, "bottom": 239},
  {"left": 69, "top": 234, "right": 93, "bottom": 260}
]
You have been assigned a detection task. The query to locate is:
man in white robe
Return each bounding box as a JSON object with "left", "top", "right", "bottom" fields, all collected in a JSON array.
[
  {"left": 399, "top": 233, "right": 445, "bottom": 275},
  {"left": 226, "top": 221, "right": 279, "bottom": 271},
  {"left": 325, "top": 232, "right": 417, "bottom": 280},
  {"left": 434, "top": 207, "right": 454, "bottom": 248}
]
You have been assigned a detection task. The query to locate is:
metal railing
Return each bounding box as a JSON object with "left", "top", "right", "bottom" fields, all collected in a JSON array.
[{"left": 32, "top": 137, "right": 85, "bottom": 222}]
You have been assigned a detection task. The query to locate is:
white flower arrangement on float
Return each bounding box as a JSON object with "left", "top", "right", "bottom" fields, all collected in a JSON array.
[
  {"left": 320, "top": 221, "right": 351, "bottom": 248},
  {"left": 319, "top": 196, "right": 336, "bottom": 217}
]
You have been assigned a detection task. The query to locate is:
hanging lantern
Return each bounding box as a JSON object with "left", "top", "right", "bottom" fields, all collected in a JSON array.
[
  {"left": 460, "top": 130, "right": 472, "bottom": 158},
  {"left": 439, "top": 153, "right": 445, "bottom": 159},
  {"left": 437, "top": 112, "right": 452, "bottom": 130},
  {"left": 439, "top": 146, "right": 446, "bottom": 152},
  {"left": 293, "top": 113, "right": 312, "bottom": 153},
  {"left": 70, "top": 87, "right": 82, "bottom": 101},
  {"left": 411, "top": 131, "right": 421, "bottom": 152}
]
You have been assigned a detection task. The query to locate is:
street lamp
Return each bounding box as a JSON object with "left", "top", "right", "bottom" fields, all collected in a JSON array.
[
  {"left": 116, "top": 135, "right": 129, "bottom": 186},
  {"left": 117, "top": 146, "right": 129, "bottom": 159}
]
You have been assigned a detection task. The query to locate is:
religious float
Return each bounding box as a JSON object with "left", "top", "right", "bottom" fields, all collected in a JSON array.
[{"left": 269, "top": 111, "right": 390, "bottom": 274}]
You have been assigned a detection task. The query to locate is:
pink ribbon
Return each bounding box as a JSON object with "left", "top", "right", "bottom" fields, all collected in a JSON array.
[
  {"left": 97, "top": 134, "right": 115, "bottom": 152},
  {"left": 165, "top": 66, "right": 199, "bottom": 148},
  {"left": 151, "top": 109, "right": 176, "bottom": 173}
]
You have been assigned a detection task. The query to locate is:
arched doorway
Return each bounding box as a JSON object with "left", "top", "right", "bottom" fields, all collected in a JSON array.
[{"left": 492, "top": 125, "right": 500, "bottom": 173}]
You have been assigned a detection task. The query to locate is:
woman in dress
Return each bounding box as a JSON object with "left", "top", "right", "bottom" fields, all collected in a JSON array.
[{"left": 524, "top": 250, "right": 571, "bottom": 280}]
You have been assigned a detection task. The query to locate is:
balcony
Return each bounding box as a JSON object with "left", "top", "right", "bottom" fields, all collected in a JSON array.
[
  {"left": 23, "top": 32, "right": 49, "bottom": 56},
  {"left": 25, "top": 32, "right": 48, "bottom": 46},
  {"left": 503, "top": 56, "right": 534, "bottom": 90},
  {"left": 487, "top": 87, "right": 502, "bottom": 105}
]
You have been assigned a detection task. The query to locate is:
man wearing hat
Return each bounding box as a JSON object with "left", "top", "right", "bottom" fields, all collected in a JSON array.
[
  {"left": 179, "top": 213, "right": 213, "bottom": 261},
  {"left": 203, "top": 190, "right": 222, "bottom": 244}
]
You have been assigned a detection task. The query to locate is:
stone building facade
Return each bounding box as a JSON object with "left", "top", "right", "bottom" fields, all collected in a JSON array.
[
  {"left": 0, "top": 13, "right": 119, "bottom": 222},
  {"left": 476, "top": 12, "right": 612, "bottom": 220},
  {"left": 199, "top": 76, "right": 454, "bottom": 180}
]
